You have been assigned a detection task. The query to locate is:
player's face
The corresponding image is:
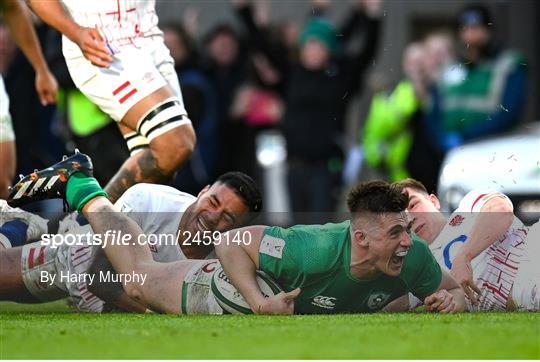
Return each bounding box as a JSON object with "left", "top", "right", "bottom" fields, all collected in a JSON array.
[
  {"left": 186, "top": 183, "right": 250, "bottom": 235},
  {"left": 404, "top": 188, "right": 441, "bottom": 243},
  {"left": 367, "top": 212, "right": 413, "bottom": 277}
]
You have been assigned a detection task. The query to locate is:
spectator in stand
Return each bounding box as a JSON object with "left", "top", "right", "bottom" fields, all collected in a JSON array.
[
  {"left": 163, "top": 23, "right": 220, "bottom": 195},
  {"left": 362, "top": 42, "right": 427, "bottom": 183},
  {"left": 423, "top": 32, "right": 455, "bottom": 86},
  {"left": 427, "top": 4, "right": 528, "bottom": 154},
  {"left": 230, "top": 0, "right": 286, "bottom": 180},
  {"left": 201, "top": 24, "right": 248, "bottom": 176},
  {"left": 233, "top": 0, "right": 382, "bottom": 219},
  {"left": 405, "top": 31, "right": 455, "bottom": 193}
]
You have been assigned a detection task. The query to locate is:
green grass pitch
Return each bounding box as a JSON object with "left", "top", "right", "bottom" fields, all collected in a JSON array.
[{"left": 1, "top": 301, "right": 538, "bottom": 359}]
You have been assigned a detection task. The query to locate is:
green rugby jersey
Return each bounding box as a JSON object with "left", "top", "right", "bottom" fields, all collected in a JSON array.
[{"left": 259, "top": 221, "right": 441, "bottom": 314}]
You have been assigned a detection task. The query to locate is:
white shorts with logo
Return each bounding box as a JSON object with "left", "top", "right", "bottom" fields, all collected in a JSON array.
[
  {"left": 0, "top": 76, "right": 15, "bottom": 143},
  {"left": 64, "top": 38, "right": 186, "bottom": 123},
  {"left": 181, "top": 260, "right": 223, "bottom": 315},
  {"left": 21, "top": 235, "right": 104, "bottom": 313}
]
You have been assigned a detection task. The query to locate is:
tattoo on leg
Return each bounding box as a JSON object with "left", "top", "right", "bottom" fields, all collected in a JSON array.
[{"left": 104, "top": 149, "right": 171, "bottom": 202}]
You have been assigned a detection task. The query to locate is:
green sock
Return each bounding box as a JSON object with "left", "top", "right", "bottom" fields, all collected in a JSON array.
[{"left": 66, "top": 172, "right": 108, "bottom": 212}]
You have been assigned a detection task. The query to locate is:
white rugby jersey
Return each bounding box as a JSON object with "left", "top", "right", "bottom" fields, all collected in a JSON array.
[
  {"left": 61, "top": 0, "right": 163, "bottom": 58},
  {"left": 429, "top": 189, "right": 528, "bottom": 310},
  {"left": 114, "top": 183, "right": 197, "bottom": 262}
]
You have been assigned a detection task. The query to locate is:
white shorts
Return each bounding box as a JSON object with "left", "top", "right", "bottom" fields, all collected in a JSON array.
[
  {"left": 21, "top": 235, "right": 104, "bottom": 313},
  {"left": 65, "top": 41, "right": 186, "bottom": 122},
  {"left": 511, "top": 221, "right": 540, "bottom": 311},
  {"left": 181, "top": 260, "right": 223, "bottom": 315},
  {"left": 21, "top": 242, "right": 69, "bottom": 302},
  {"left": 0, "top": 76, "right": 15, "bottom": 143}
]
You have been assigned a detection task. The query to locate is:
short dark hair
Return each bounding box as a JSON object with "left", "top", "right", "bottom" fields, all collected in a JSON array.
[
  {"left": 347, "top": 180, "right": 408, "bottom": 215},
  {"left": 393, "top": 178, "right": 429, "bottom": 196},
  {"left": 214, "top": 172, "right": 262, "bottom": 213}
]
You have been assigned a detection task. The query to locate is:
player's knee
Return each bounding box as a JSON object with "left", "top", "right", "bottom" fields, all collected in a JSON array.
[
  {"left": 133, "top": 97, "right": 195, "bottom": 173},
  {"left": 150, "top": 124, "right": 196, "bottom": 173}
]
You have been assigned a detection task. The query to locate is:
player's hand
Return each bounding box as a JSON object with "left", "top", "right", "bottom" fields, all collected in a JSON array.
[
  {"left": 451, "top": 254, "right": 481, "bottom": 305},
  {"left": 35, "top": 69, "right": 58, "bottom": 106},
  {"left": 256, "top": 288, "right": 300, "bottom": 315},
  {"left": 74, "top": 27, "right": 113, "bottom": 68},
  {"left": 424, "top": 289, "right": 456, "bottom": 313}
]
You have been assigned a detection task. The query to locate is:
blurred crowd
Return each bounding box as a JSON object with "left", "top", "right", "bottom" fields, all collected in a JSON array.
[
  {"left": 0, "top": 1, "right": 529, "bottom": 218},
  {"left": 361, "top": 4, "right": 527, "bottom": 194}
]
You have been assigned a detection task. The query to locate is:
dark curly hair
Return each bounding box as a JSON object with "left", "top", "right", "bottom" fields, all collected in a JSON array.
[
  {"left": 214, "top": 172, "right": 262, "bottom": 214},
  {"left": 347, "top": 180, "right": 408, "bottom": 215}
]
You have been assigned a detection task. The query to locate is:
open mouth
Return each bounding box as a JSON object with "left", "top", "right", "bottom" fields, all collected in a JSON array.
[
  {"left": 197, "top": 216, "right": 210, "bottom": 232},
  {"left": 390, "top": 249, "right": 408, "bottom": 267}
]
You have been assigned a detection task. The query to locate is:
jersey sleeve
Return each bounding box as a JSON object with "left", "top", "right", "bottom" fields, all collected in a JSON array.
[
  {"left": 113, "top": 184, "right": 153, "bottom": 223},
  {"left": 257, "top": 226, "right": 307, "bottom": 291},
  {"left": 114, "top": 184, "right": 151, "bottom": 210},
  {"left": 457, "top": 189, "right": 512, "bottom": 212},
  {"left": 409, "top": 240, "right": 443, "bottom": 301}
]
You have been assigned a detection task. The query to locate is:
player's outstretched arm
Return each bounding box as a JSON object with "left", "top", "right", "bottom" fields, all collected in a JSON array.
[
  {"left": 87, "top": 249, "right": 149, "bottom": 313},
  {"left": 215, "top": 228, "right": 300, "bottom": 314},
  {"left": 215, "top": 227, "right": 267, "bottom": 312},
  {"left": 27, "top": 0, "right": 112, "bottom": 67},
  {"left": 81, "top": 196, "right": 185, "bottom": 314},
  {"left": 451, "top": 195, "right": 514, "bottom": 303},
  {"left": 2, "top": 0, "right": 57, "bottom": 105},
  {"left": 424, "top": 270, "right": 466, "bottom": 313}
]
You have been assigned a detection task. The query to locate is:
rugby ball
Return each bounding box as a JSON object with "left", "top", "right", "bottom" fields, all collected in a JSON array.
[{"left": 211, "top": 266, "right": 282, "bottom": 314}]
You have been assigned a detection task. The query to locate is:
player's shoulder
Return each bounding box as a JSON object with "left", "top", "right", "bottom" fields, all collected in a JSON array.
[
  {"left": 456, "top": 189, "right": 511, "bottom": 213},
  {"left": 116, "top": 183, "right": 196, "bottom": 212},
  {"left": 266, "top": 220, "right": 350, "bottom": 246},
  {"left": 408, "top": 237, "right": 431, "bottom": 260},
  {"left": 263, "top": 221, "right": 351, "bottom": 272}
]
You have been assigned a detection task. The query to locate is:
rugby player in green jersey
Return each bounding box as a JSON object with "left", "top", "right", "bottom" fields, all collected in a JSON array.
[
  {"left": 8, "top": 155, "right": 465, "bottom": 314},
  {"left": 216, "top": 181, "right": 465, "bottom": 314}
]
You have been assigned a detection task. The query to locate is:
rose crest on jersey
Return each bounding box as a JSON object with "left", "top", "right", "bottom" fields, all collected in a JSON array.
[{"left": 449, "top": 214, "right": 465, "bottom": 227}]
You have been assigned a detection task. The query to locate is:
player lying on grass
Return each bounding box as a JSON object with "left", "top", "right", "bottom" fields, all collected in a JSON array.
[
  {"left": 0, "top": 153, "right": 261, "bottom": 312},
  {"left": 392, "top": 178, "right": 539, "bottom": 311},
  {"left": 7, "top": 154, "right": 465, "bottom": 314}
]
